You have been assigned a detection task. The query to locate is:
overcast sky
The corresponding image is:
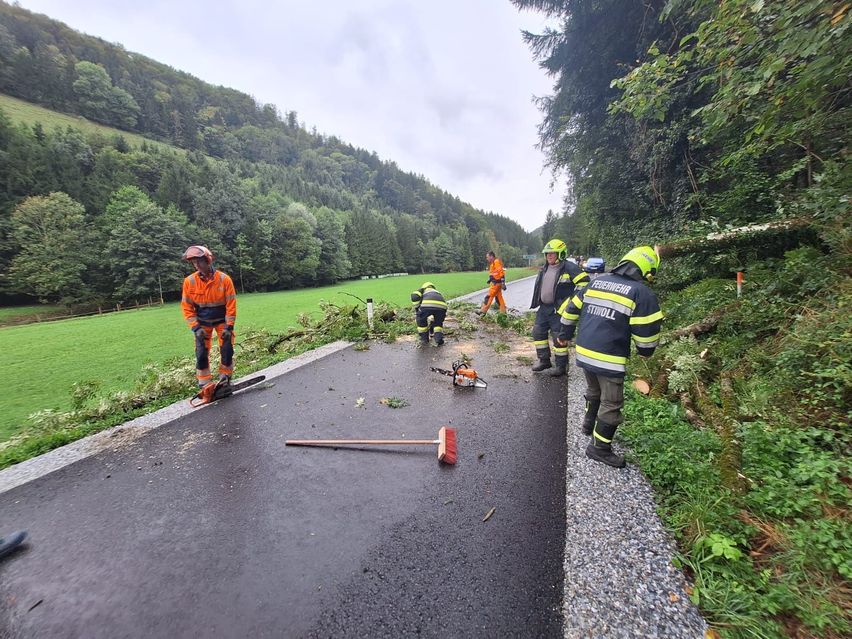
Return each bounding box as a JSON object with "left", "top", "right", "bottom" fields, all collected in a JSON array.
[{"left": 16, "top": 0, "right": 563, "bottom": 231}]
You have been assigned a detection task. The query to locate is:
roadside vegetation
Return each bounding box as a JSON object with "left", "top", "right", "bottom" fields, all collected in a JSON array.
[
  {"left": 512, "top": 0, "right": 850, "bottom": 636},
  {"left": 620, "top": 247, "right": 851, "bottom": 639}
]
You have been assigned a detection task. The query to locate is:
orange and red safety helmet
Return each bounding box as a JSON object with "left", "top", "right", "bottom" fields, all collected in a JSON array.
[{"left": 182, "top": 245, "right": 213, "bottom": 263}]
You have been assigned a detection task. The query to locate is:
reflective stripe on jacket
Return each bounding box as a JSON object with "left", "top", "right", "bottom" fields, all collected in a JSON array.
[
  {"left": 557, "top": 273, "right": 662, "bottom": 377},
  {"left": 181, "top": 269, "right": 237, "bottom": 328},
  {"left": 411, "top": 288, "right": 447, "bottom": 310},
  {"left": 530, "top": 260, "right": 589, "bottom": 309}
]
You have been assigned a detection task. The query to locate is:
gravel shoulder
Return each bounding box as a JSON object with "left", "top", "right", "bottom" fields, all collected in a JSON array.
[{"left": 560, "top": 353, "right": 707, "bottom": 638}]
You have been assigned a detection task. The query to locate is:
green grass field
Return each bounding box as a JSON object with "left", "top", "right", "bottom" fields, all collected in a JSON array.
[
  {"left": 0, "top": 269, "right": 532, "bottom": 441},
  {"left": 0, "top": 93, "right": 178, "bottom": 153}
]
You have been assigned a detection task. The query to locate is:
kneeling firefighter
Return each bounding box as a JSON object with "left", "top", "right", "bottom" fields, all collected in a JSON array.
[
  {"left": 181, "top": 245, "right": 237, "bottom": 388},
  {"left": 529, "top": 239, "right": 590, "bottom": 376},
  {"left": 557, "top": 246, "right": 663, "bottom": 467},
  {"left": 411, "top": 282, "right": 447, "bottom": 346}
]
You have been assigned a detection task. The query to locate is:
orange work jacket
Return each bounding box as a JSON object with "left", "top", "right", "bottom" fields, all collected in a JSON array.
[
  {"left": 181, "top": 269, "right": 237, "bottom": 329},
  {"left": 489, "top": 258, "right": 505, "bottom": 283}
]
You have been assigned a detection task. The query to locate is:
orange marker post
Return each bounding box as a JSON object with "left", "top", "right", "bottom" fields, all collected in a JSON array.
[{"left": 736, "top": 272, "right": 744, "bottom": 298}]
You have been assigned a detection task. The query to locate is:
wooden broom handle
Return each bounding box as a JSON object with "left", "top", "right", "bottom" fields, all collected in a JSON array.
[{"left": 286, "top": 439, "right": 436, "bottom": 446}]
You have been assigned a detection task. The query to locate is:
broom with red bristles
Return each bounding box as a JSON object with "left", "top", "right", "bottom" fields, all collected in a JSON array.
[{"left": 285, "top": 426, "right": 457, "bottom": 465}]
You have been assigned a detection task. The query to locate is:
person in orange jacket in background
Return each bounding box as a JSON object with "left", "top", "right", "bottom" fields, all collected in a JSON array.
[
  {"left": 478, "top": 250, "right": 507, "bottom": 314},
  {"left": 181, "top": 245, "right": 237, "bottom": 388}
]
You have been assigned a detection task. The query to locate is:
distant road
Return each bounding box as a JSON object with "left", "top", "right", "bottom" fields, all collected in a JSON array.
[{"left": 452, "top": 274, "right": 537, "bottom": 313}]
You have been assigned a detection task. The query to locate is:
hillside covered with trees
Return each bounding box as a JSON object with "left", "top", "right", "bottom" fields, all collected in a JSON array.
[
  {"left": 0, "top": 1, "right": 536, "bottom": 307},
  {"left": 513, "top": 1, "right": 850, "bottom": 637}
]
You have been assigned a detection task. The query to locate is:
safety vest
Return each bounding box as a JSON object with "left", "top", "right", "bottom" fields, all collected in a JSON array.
[
  {"left": 411, "top": 287, "right": 447, "bottom": 310},
  {"left": 181, "top": 269, "right": 237, "bottom": 328},
  {"left": 557, "top": 273, "right": 662, "bottom": 377},
  {"left": 530, "top": 260, "right": 589, "bottom": 309}
]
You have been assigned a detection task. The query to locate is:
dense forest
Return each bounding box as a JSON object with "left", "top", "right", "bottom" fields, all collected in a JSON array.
[
  {"left": 0, "top": 1, "right": 536, "bottom": 307},
  {"left": 520, "top": 0, "right": 848, "bottom": 276},
  {"left": 514, "top": 1, "right": 850, "bottom": 638}
]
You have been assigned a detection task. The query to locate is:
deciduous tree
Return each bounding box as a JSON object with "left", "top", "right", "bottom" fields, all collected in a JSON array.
[{"left": 8, "top": 192, "right": 91, "bottom": 304}]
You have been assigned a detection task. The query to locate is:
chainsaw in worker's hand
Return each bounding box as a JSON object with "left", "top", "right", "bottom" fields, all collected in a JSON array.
[
  {"left": 431, "top": 360, "right": 487, "bottom": 388},
  {"left": 189, "top": 375, "right": 266, "bottom": 407}
]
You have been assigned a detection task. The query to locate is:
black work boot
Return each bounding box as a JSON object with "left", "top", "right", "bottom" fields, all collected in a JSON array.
[
  {"left": 531, "top": 359, "right": 552, "bottom": 372},
  {"left": 586, "top": 421, "right": 625, "bottom": 468},
  {"left": 0, "top": 530, "right": 27, "bottom": 559},
  {"left": 581, "top": 395, "right": 601, "bottom": 435},
  {"left": 547, "top": 356, "right": 568, "bottom": 377},
  {"left": 586, "top": 443, "right": 625, "bottom": 468}
]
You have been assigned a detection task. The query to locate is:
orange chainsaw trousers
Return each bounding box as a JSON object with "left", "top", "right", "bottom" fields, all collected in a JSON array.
[
  {"left": 480, "top": 284, "right": 507, "bottom": 313},
  {"left": 194, "top": 324, "right": 235, "bottom": 387}
]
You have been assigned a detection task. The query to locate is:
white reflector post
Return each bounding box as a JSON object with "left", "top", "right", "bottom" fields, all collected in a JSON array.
[{"left": 366, "top": 297, "right": 374, "bottom": 329}]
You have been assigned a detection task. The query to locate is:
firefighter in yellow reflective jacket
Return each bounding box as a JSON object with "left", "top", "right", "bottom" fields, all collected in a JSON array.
[
  {"left": 530, "top": 239, "right": 590, "bottom": 376},
  {"left": 181, "top": 245, "right": 237, "bottom": 388},
  {"left": 411, "top": 282, "right": 447, "bottom": 346},
  {"left": 557, "top": 246, "right": 663, "bottom": 468}
]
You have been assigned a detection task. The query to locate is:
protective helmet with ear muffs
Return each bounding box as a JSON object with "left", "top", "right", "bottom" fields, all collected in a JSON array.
[
  {"left": 617, "top": 246, "right": 660, "bottom": 282},
  {"left": 541, "top": 239, "right": 567, "bottom": 261},
  {"left": 183, "top": 245, "right": 213, "bottom": 263}
]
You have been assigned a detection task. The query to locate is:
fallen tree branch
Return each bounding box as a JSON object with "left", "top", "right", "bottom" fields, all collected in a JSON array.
[
  {"left": 665, "top": 309, "right": 724, "bottom": 342},
  {"left": 267, "top": 329, "right": 309, "bottom": 352},
  {"left": 650, "top": 358, "right": 671, "bottom": 398},
  {"left": 657, "top": 218, "right": 811, "bottom": 258},
  {"left": 719, "top": 374, "right": 746, "bottom": 495},
  {"left": 679, "top": 391, "right": 704, "bottom": 429}
]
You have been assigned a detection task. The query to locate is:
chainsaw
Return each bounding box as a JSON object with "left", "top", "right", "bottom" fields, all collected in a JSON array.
[
  {"left": 189, "top": 375, "right": 266, "bottom": 407},
  {"left": 431, "top": 360, "right": 487, "bottom": 388}
]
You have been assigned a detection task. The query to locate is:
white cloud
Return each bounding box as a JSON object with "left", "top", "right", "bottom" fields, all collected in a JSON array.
[{"left": 16, "top": 0, "right": 563, "bottom": 230}]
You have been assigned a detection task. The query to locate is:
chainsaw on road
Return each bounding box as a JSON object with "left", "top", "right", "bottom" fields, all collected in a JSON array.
[
  {"left": 189, "top": 375, "right": 266, "bottom": 407},
  {"left": 431, "top": 360, "right": 487, "bottom": 388}
]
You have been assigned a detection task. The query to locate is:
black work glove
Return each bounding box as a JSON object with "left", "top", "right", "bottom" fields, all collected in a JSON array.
[
  {"left": 221, "top": 326, "right": 233, "bottom": 342},
  {"left": 487, "top": 277, "right": 494, "bottom": 284},
  {"left": 502, "top": 282, "right": 507, "bottom": 291},
  {"left": 192, "top": 326, "right": 206, "bottom": 340}
]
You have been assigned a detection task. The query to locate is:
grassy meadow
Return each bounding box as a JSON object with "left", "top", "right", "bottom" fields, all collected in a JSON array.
[
  {"left": 1, "top": 269, "right": 532, "bottom": 441},
  {"left": 0, "top": 93, "right": 178, "bottom": 153}
]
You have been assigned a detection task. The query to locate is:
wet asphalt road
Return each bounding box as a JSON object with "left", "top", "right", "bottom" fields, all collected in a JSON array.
[{"left": 0, "top": 323, "right": 567, "bottom": 638}]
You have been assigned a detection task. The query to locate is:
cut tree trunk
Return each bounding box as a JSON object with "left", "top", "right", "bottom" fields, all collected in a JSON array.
[{"left": 656, "top": 218, "right": 810, "bottom": 258}]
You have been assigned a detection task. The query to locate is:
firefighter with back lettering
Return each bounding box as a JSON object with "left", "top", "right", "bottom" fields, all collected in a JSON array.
[
  {"left": 411, "top": 282, "right": 447, "bottom": 346},
  {"left": 557, "top": 246, "right": 663, "bottom": 468},
  {"left": 181, "top": 246, "right": 237, "bottom": 389},
  {"left": 529, "top": 239, "right": 590, "bottom": 376}
]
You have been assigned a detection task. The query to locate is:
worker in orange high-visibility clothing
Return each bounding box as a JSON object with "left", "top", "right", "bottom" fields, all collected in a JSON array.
[
  {"left": 181, "top": 246, "right": 237, "bottom": 388},
  {"left": 478, "top": 251, "right": 507, "bottom": 314}
]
